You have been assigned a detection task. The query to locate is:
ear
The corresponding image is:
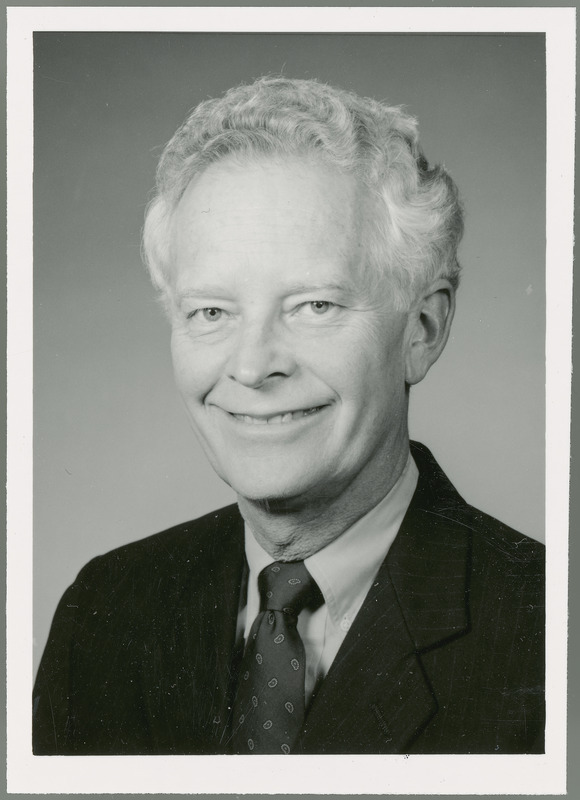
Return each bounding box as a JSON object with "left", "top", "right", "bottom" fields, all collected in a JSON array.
[{"left": 404, "top": 279, "right": 456, "bottom": 386}]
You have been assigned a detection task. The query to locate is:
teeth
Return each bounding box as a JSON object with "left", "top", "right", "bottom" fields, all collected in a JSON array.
[{"left": 232, "top": 407, "right": 323, "bottom": 424}]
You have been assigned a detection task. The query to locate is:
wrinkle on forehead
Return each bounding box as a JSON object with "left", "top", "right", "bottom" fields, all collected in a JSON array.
[
  {"left": 167, "top": 154, "right": 385, "bottom": 309},
  {"left": 176, "top": 155, "right": 363, "bottom": 248}
]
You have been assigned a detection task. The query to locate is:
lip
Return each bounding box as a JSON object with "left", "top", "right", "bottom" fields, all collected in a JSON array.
[{"left": 212, "top": 404, "right": 330, "bottom": 427}]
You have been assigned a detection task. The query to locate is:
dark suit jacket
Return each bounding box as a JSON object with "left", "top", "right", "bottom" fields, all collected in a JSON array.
[{"left": 33, "top": 442, "right": 545, "bottom": 755}]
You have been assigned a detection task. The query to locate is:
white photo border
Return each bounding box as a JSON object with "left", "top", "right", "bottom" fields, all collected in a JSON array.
[{"left": 7, "top": 6, "right": 574, "bottom": 795}]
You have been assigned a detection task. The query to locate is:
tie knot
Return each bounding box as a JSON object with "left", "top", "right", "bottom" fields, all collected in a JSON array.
[{"left": 258, "top": 561, "right": 322, "bottom": 616}]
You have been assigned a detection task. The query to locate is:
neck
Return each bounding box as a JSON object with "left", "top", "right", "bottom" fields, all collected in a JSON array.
[{"left": 237, "top": 440, "right": 410, "bottom": 562}]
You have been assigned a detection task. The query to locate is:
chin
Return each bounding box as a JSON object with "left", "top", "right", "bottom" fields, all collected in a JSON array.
[
  {"left": 231, "top": 479, "right": 306, "bottom": 505},
  {"left": 218, "top": 465, "right": 321, "bottom": 506}
]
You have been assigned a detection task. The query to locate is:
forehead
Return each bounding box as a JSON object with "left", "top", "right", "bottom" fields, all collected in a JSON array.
[{"left": 170, "top": 156, "right": 366, "bottom": 285}]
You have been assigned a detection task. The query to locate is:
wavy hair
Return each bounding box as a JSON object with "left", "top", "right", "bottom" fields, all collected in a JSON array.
[{"left": 142, "top": 76, "right": 463, "bottom": 309}]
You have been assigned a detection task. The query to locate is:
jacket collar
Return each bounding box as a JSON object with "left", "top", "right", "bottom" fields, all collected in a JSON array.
[
  {"left": 298, "top": 442, "right": 472, "bottom": 753},
  {"left": 196, "top": 506, "right": 247, "bottom": 749},
  {"left": 140, "top": 505, "right": 246, "bottom": 754},
  {"left": 387, "top": 441, "right": 471, "bottom": 652}
]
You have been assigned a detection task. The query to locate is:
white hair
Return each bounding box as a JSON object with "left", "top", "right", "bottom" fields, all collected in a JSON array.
[{"left": 142, "top": 76, "right": 463, "bottom": 309}]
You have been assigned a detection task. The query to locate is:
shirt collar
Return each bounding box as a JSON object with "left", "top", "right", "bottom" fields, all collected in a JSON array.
[
  {"left": 305, "top": 453, "right": 418, "bottom": 627},
  {"left": 244, "top": 453, "right": 418, "bottom": 628}
]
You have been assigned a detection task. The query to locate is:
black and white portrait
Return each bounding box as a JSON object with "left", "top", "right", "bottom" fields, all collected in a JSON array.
[{"left": 7, "top": 7, "right": 573, "bottom": 796}]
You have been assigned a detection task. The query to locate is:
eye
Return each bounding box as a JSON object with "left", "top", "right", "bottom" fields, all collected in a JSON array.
[
  {"left": 292, "top": 300, "right": 338, "bottom": 319},
  {"left": 308, "top": 301, "right": 334, "bottom": 315},
  {"left": 187, "top": 307, "right": 224, "bottom": 323}
]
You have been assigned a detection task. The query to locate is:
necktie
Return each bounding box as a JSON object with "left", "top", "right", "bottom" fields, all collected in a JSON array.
[{"left": 231, "top": 561, "right": 323, "bottom": 754}]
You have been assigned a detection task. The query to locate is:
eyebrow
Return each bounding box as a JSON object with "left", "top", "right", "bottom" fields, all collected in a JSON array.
[
  {"left": 176, "top": 281, "right": 353, "bottom": 299},
  {"left": 176, "top": 285, "right": 230, "bottom": 299},
  {"left": 283, "top": 282, "right": 350, "bottom": 295}
]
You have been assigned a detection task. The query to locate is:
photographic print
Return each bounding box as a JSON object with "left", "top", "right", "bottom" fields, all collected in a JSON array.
[{"left": 6, "top": 6, "right": 572, "bottom": 795}]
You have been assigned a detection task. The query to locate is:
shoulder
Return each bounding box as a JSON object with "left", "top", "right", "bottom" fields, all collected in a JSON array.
[
  {"left": 455, "top": 500, "right": 544, "bottom": 572},
  {"left": 409, "top": 440, "right": 544, "bottom": 575},
  {"left": 72, "top": 503, "right": 244, "bottom": 600}
]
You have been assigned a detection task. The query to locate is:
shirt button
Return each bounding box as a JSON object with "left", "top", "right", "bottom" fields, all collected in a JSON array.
[{"left": 340, "top": 617, "right": 351, "bottom": 632}]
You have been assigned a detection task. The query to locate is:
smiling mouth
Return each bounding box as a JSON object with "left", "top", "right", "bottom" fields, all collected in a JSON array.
[{"left": 227, "top": 406, "right": 326, "bottom": 425}]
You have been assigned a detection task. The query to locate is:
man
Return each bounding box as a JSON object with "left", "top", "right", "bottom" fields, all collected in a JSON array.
[{"left": 33, "top": 77, "right": 544, "bottom": 755}]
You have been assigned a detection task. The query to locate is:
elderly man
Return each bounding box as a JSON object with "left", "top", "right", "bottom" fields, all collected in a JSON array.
[{"left": 33, "top": 77, "right": 544, "bottom": 755}]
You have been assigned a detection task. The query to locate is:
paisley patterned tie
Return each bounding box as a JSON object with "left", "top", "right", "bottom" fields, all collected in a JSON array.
[{"left": 231, "top": 561, "right": 323, "bottom": 754}]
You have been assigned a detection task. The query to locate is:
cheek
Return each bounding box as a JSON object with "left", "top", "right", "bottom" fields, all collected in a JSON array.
[
  {"left": 170, "top": 331, "right": 219, "bottom": 398},
  {"left": 309, "top": 319, "right": 405, "bottom": 392},
  {"left": 362, "top": 318, "right": 407, "bottom": 377}
]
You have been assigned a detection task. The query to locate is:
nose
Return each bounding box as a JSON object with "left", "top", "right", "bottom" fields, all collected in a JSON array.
[{"left": 227, "top": 318, "right": 297, "bottom": 389}]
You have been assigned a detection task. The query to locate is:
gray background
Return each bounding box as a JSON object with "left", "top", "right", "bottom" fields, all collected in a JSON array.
[{"left": 33, "top": 32, "right": 546, "bottom": 675}]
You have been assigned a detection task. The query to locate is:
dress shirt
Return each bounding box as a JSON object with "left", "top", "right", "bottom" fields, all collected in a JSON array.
[{"left": 241, "top": 453, "right": 419, "bottom": 703}]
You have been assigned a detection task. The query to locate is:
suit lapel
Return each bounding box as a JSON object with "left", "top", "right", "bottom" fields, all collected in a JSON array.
[
  {"left": 299, "top": 445, "right": 472, "bottom": 754},
  {"left": 390, "top": 443, "right": 472, "bottom": 653},
  {"left": 191, "top": 506, "right": 246, "bottom": 751},
  {"left": 139, "top": 505, "right": 246, "bottom": 753},
  {"left": 299, "top": 554, "right": 438, "bottom": 754}
]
